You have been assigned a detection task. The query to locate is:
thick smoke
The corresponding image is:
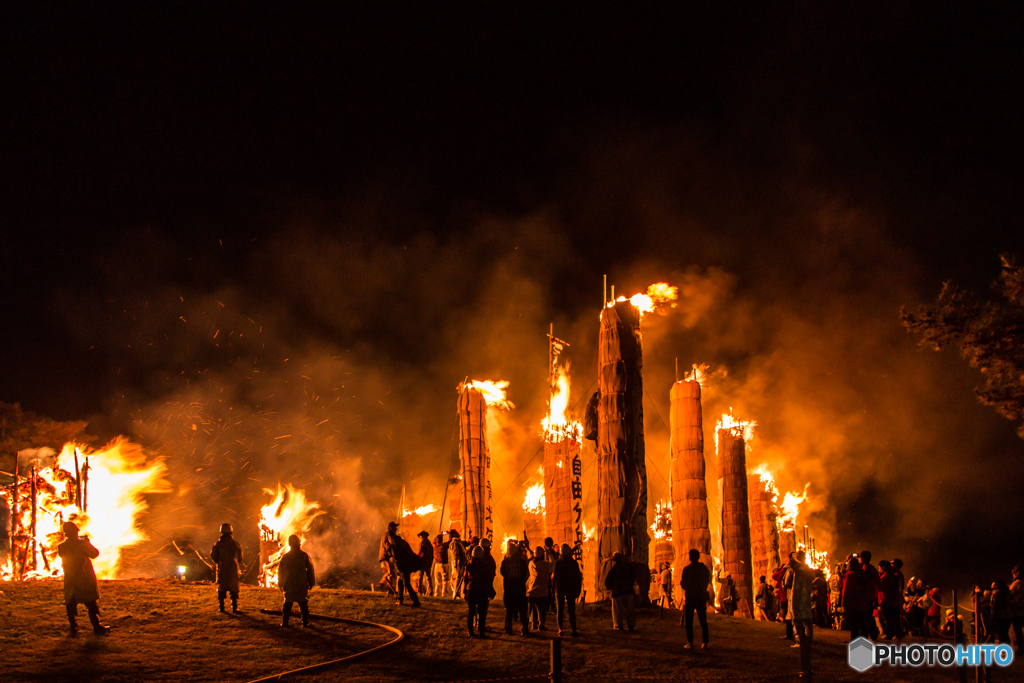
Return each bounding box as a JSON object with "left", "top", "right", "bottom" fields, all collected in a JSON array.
[{"left": 54, "top": 171, "right": 1021, "bottom": 590}]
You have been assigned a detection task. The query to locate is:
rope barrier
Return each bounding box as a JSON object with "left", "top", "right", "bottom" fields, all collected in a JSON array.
[{"left": 243, "top": 609, "right": 404, "bottom": 683}]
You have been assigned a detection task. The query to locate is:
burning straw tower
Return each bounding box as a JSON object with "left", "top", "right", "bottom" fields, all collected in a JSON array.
[
  {"left": 542, "top": 326, "right": 582, "bottom": 550},
  {"left": 748, "top": 464, "right": 780, "bottom": 587},
  {"left": 669, "top": 367, "right": 713, "bottom": 580},
  {"left": 716, "top": 412, "right": 755, "bottom": 615},
  {"left": 457, "top": 380, "right": 512, "bottom": 542},
  {"left": 596, "top": 299, "right": 649, "bottom": 590}
]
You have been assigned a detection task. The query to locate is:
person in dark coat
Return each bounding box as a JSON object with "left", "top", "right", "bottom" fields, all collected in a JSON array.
[
  {"left": 500, "top": 540, "right": 530, "bottom": 635},
  {"left": 211, "top": 522, "right": 243, "bottom": 613},
  {"left": 552, "top": 543, "right": 582, "bottom": 636},
  {"left": 57, "top": 521, "right": 109, "bottom": 635},
  {"left": 680, "top": 549, "right": 711, "bottom": 648},
  {"left": 604, "top": 552, "right": 637, "bottom": 631},
  {"left": 391, "top": 533, "right": 422, "bottom": 607},
  {"left": 278, "top": 534, "right": 316, "bottom": 627},
  {"left": 841, "top": 557, "right": 871, "bottom": 639},
  {"left": 877, "top": 560, "right": 903, "bottom": 640},
  {"left": 811, "top": 568, "right": 830, "bottom": 629},
  {"left": 860, "top": 550, "right": 881, "bottom": 639},
  {"left": 465, "top": 545, "right": 496, "bottom": 637},
  {"left": 415, "top": 531, "right": 434, "bottom": 597}
]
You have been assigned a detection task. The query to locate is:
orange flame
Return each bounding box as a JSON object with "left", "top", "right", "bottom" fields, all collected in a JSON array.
[
  {"left": 778, "top": 484, "right": 809, "bottom": 531},
  {"left": 1, "top": 438, "right": 169, "bottom": 581},
  {"left": 684, "top": 363, "right": 708, "bottom": 385},
  {"left": 607, "top": 282, "right": 679, "bottom": 315},
  {"left": 650, "top": 500, "right": 672, "bottom": 541},
  {"left": 258, "top": 484, "right": 325, "bottom": 588},
  {"left": 714, "top": 409, "right": 756, "bottom": 453},
  {"left": 542, "top": 364, "right": 582, "bottom": 442},
  {"left": 461, "top": 379, "right": 514, "bottom": 410},
  {"left": 403, "top": 503, "right": 439, "bottom": 517},
  {"left": 523, "top": 481, "right": 546, "bottom": 514}
]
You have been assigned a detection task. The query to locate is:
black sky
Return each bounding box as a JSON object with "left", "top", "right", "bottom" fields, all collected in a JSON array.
[{"left": 2, "top": 4, "right": 1023, "bottom": 585}]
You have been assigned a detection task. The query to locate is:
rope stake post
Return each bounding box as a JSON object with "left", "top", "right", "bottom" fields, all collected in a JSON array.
[{"left": 549, "top": 638, "right": 562, "bottom": 683}]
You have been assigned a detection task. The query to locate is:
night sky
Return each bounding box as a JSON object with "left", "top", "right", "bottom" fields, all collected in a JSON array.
[{"left": 3, "top": 5, "right": 1023, "bottom": 586}]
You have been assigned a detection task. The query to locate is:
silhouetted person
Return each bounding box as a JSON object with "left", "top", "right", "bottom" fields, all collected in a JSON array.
[
  {"left": 841, "top": 557, "right": 870, "bottom": 639},
  {"left": 501, "top": 540, "right": 530, "bottom": 635},
  {"left": 278, "top": 534, "right": 316, "bottom": 627},
  {"left": 211, "top": 522, "right": 243, "bottom": 613},
  {"left": 877, "top": 560, "right": 902, "bottom": 640},
  {"left": 465, "top": 545, "right": 495, "bottom": 637},
  {"left": 415, "top": 530, "right": 433, "bottom": 596},
  {"left": 57, "top": 521, "right": 109, "bottom": 635},
  {"left": 392, "top": 531, "right": 422, "bottom": 607},
  {"left": 552, "top": 543, "right": 582, "bottom": 636},
  {"left": 605, "top": 552, "right": 637, "bottom": 631},
  {"left": 680, "top": 549, "right": 711, "bottom": 649},
  {"left": 860, "top": 550, "right": 880, "bottom": 639},
  {"left": 991, "top": 579, "right": 1013, "bottom": 645},
  {"left": 755, "top": 574, "right": 775, "bottom": 621},
  {"left": 1009, "top": 565, "right": 1023, "bottom": 656}
]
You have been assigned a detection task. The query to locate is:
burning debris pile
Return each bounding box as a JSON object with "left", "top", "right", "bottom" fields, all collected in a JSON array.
[
  {"left": 1, "top": 439, "right": 169, "bottom": 580},
  {"left": 257, "top": 484, "right": 324, "bottom": 588}
]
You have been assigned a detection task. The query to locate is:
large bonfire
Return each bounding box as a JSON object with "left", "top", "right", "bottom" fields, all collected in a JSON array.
[
  {"left": 257, "top": 483, "right": 325, "bottom": 588},
  {"left": 1, "top": 438, "right": 169, "bottom": 580}
]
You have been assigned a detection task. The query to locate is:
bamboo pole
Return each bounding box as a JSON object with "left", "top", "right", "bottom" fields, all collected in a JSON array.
[
  {"left": 73, "top": 448, "right": 81, "bottom": 509},
  {"left": 83, "top": 457, "right": 89, "bottom": 513},
  {"left": 30, "top": 462, "right": 37, "bottom": 572},
  {"left": 11, "top": 456, "right": 19, "bottom": 580}
]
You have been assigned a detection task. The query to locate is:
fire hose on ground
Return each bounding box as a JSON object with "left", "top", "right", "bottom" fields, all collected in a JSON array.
[{"left": 243, "top": 609, "right": 404, "bottom": 683}]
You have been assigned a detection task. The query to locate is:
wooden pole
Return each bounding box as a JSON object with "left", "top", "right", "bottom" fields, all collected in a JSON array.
[
  {"left": 30, "top": 462, "right": 37, "bottom": 571},
  {"left": 73, "top": 448, "right": 81, "bottom": 509},
  {"left": 11, "top": 456, "right": 19, "bottom": 580},
  {"left": 83, "top": 457, "right": 89, "bottom": 513},
  {"left": 549, "top": 638, "right": 562, "bottom": 683}
]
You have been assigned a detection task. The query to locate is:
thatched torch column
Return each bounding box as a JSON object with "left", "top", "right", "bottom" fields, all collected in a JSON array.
[
  {"left": 669, "top": 379, "right": 713, "bottom": 579},
  {"left": 446, "top": 476, "right": 463, "bottom": 536},
  {"left": 458, "top": 385, "right": 493, "bottom": 542},
  {"left": 597, "top": 300, "right": 648, "bottom": 595},
  {"left": 748, "top": 476, "right": 779, "bottom": 585},
  {"left": 543, "top": 441, "right": 576, "bottom": 548},
  {"left": 717, "top": 427, "right": 754, "bottom": 614}
]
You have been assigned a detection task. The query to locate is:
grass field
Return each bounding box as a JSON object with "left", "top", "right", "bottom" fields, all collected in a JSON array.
[{"left": 1, "top": 579, "right": 1018, "bottom": 682}]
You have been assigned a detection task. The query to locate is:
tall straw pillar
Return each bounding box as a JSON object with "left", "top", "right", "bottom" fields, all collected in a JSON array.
[
  {"left": 669, "top": 379, "right": 713, "bottom": 579},
  {"left": 458, "top": 386, "right": 493, "bottom": 541},
  {"left": 718, "top": 428, "right": 754, "bottom": 614},
  {"left": 543, "top": 441, "right": 577, "bottom": 548},
  {"left": 747, "top": 477, "right": 779, "bottom": 585},
  {"left": 597, "top": 300, "right": 648, "bottom": 596}
]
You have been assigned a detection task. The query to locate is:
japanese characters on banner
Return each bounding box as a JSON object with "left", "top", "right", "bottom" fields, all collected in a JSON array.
[{"left": 571, "top": 446, "right": 584, "bottom": 562}]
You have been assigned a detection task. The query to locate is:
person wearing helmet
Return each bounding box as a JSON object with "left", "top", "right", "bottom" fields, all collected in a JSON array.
[
  {"left": 278, "top": 535, "right": 316, "bottom": 627},
  {"left": 211, "top": 522, "right": 243, "bottom": 613},
  {"left": 57, "top": 520, "right": 109, "bottom": 635},
  {"left": 378, "top": 521, "right": 399, "bottom": 595}
]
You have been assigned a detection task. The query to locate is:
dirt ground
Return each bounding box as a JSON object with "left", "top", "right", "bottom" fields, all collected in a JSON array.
[{"left": 1, "top": 578, "right": 1019, "bottom": 682}]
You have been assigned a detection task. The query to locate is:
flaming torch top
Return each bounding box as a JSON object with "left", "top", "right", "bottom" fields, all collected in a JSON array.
[
  {"left": 609, "top": 282, "right": 679, "bottom": 315},
  {"left": 460, "top": 380, "right": 514, "bottom": 410}
]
